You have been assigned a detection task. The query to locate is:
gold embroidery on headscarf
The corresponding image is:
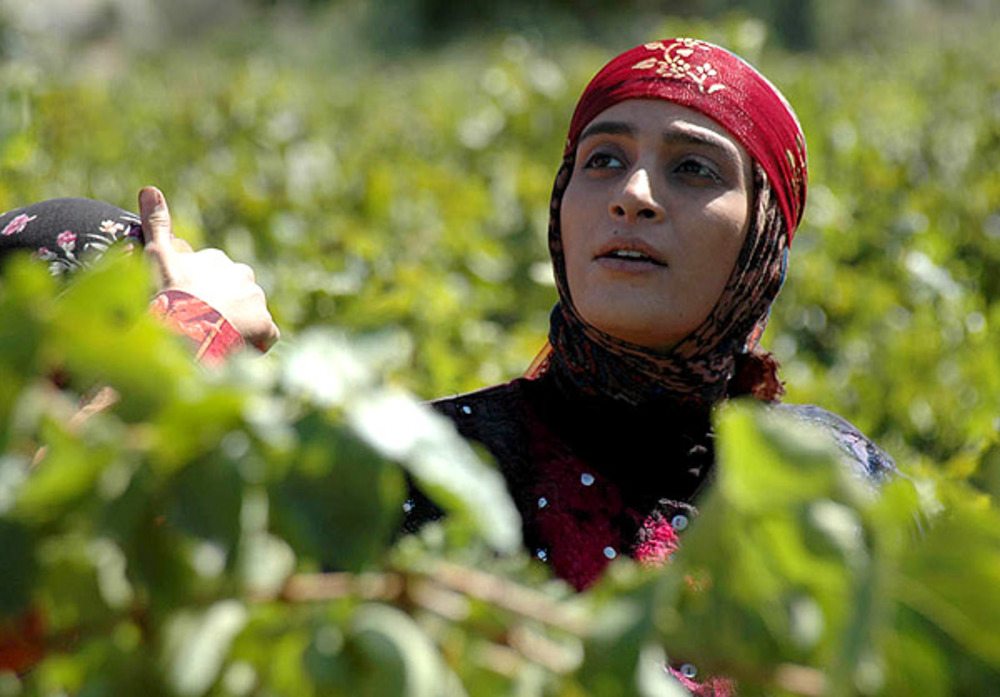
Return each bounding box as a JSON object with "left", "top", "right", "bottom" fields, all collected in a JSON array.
[
  {"left": 785, "top": 134, "right": 807, "bottom": 217},
  {"left": 632, "top": 39, "right": 727, "bottom": 94}
]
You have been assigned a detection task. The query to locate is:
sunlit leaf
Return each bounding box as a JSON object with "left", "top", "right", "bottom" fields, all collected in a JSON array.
[
  {"left": 161, "top": 600, "right": 249, "bottom": 697},
  {"left": 347, "top": 388, "right": 521, "bottom": 554}
]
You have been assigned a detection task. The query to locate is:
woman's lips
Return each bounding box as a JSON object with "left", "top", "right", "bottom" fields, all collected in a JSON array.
[{"left": 593, "top": 237, "right": 667, "bottom": 271}]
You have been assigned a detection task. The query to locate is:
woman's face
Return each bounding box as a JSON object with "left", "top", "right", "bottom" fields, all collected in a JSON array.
[{"left": 560, "top": 99, "right": 753, "bottom": 351}]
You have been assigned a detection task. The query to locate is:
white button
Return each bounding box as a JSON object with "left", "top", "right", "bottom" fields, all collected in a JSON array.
[
  {"left": 580, "top": 473, "right": 595, "bottom": 486},
  {"left": 460, "top": 404, "right": 472, "bottom": 415},
  {"left": 536, "top": 549, "right": 548, "bottom": 562},
  {"left": 603, "top": 547, "right": 617, "bottom": 559},
  {"left": 402, "top": 499, "right": 414, "bottom": 513},
  {"left": 671, "top": 514, "right": 689, "bottom": 531},
  {"left": 538, "top": 497, "right": 548, "bottom": 508},
  {"left": 679, "top": 663, "right": 697, "bottom": 679}
]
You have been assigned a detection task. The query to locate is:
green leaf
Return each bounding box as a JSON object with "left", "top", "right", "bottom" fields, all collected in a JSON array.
[
  {"left": 896, "top": 481, "right": 1000, "bottom": 668},
  {"left": 661, "top": 403, "right": 877, "bottom": 684},
  {"left": 0, "top": 259, "right": 53, "bottom": 452},
  {"left": 47, "top": 252, "right": 193, "bottom": 421},
  {"left": 306, "top": 603, "right": 447, "bottom": 697},
  {"left": 150, "top": 389, "right": 249, "bottom": 476},
  {"left": 278, "top": 330, "right": 520, "bottom": 555},
  {"left": 270, "top": 421, "right": 402, "bottom": 571},
  {"left": 167, "top": 456, "right": 244, "bottom": 552},
  {"left": 238, "top": 532, "right": 296, "bottom": 599},
  {"left": 579, "top": 575, "right": 668, "bottom": 696},
  {"left": 0, "top": 518, "right": 36, "bottom": 616},
  {"left": 347, "top": 387, "right": 521, "bottom": 554},
  {"left": 161, "top": 600, "right": 249, "bottom": 697},
  {"left": 14, "top": 418, "right": 110, "bottom": 524},
  {"left": 636, "top": 644, "right": 690, "bottom": 697}
]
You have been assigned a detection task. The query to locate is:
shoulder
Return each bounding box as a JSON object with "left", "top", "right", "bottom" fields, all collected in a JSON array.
[
  {"left": 769, "top": 403, "right": 897, "bottom": 484},
  {"left": 403, "top": 380, "right": 534, "bottom": 535},
  {"left": 431, "top": 379, "right": 532, "bottom": 442},
  {"left": 430, "top": 378, "right": 553, "bottom": 497}
]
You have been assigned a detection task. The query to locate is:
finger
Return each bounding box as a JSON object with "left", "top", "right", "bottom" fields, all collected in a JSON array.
[
  {"left": 139, "top": 186, "right": 175, "bottom": 263},
  {"left": 234, "top": 262, "right": 256, "bottom": 282},
  {"left": 252, "top": 322, "right": 280, "bottom": 353},
  {"left": 193, "top": 248, "right": 231, "bottom": 264}
]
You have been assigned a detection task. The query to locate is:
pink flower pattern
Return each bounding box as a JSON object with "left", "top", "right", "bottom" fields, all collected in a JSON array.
[
  {"left": 100, "top": 219, "right": 127, "bottom": 237},
  {"left": 56, "top": 230, "right": 77, "bottom": 252},
  {"left": 2, "top": 214, "right": 37, "bottom": 237}
]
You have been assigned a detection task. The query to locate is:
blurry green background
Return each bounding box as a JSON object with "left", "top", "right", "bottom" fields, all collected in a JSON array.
[{"left": 0, "top": 0, "right": 998, "bottom": 471}]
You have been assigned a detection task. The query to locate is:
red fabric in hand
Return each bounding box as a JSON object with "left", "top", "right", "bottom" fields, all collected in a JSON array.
[{"left": 150, "top": 290, "right": 245, "bottom": 364}]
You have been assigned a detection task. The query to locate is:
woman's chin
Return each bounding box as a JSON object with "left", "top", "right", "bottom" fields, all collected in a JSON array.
[{"left": 580, "top": 314, "right": 689, "bottom": 352}]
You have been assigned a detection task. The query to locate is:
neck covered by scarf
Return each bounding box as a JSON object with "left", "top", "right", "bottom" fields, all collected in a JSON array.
[{"left": 530, "top": 39, "right": 806, "bottom": 409}]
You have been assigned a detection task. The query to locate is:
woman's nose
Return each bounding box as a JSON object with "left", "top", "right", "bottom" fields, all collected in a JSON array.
[{"left": 609, "top": 168, "right": 665, "bottom": 223}]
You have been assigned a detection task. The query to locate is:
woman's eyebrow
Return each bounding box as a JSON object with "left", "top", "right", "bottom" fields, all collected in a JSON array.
[
  {"left": 661, "top": 129, "right": 738, "bottom": 162},
  {"left": 578, "top": 120, "right": 634, "bottom": 142},
  {"left": 579, "top": 120, "right": 740, "bottom": 163}
]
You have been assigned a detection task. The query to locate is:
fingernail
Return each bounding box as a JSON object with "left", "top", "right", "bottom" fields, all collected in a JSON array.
[{"left": 140, "top": 187, "right": 162, "bottom": 212}]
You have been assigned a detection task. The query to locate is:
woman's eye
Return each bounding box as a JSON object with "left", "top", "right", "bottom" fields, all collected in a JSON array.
[
  {"left": 675, "top": 159, "right": 721, "bottom": 182},
  {"left": 584, "top": 152, "right": 624, "bottom": 170}
]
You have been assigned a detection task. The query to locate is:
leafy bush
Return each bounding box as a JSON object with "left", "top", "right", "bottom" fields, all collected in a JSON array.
[
  {"left": 0, "top": 4, "right": 999, "bottom": 695},
  {"left": 1, "top": 257, "right": 999, "bottom": 695}
]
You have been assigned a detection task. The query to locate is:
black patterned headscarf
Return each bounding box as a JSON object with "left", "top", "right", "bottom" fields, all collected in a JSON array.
[
  {"left": 0, "top": 198, "right": 141, "bottom": 276},
  {"left": 525, "top": 40, "right": 804, "bottom": 409}
]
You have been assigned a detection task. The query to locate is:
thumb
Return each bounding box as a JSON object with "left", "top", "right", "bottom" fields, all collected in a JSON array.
[
  {"left": 140, "top": 186, "right": 177, "bottom": 286},
  {"left": 139, "top": 186, "right": 174, "bottom": 255}
]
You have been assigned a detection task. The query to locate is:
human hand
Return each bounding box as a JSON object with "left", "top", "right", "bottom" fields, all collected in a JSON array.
[{"left": 140, "top": 186, "right": 279, "bottom": 352}]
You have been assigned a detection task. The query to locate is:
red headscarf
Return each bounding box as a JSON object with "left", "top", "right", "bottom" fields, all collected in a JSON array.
[
  {"left": 566, "top": 39, "right": 807, "bottom": 237},
  {"left": 529, "top": 39, "right": 804, "bottom": 408}
]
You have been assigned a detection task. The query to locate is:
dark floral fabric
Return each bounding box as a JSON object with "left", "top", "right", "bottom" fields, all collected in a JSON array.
[{"left": 0, "top": 198, "right": 142, "bottom": 276}]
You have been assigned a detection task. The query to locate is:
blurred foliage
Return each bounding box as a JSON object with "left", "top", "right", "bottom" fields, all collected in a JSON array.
[
  {"left": 0, "top": 1, "right": 999, "bottom": 695},
  {"left": 1, "top": 250, "right": 999, "bottom": 696}
]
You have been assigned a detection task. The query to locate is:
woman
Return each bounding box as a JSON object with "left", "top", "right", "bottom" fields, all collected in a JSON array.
[
  {"left": 403, "top": 38, "right": 893, "bottom": 597},
  {"left": 0, "top": 188, "right": 279, "bottom": 359},
  {"left": 399, "top": 39, "right": 895, "bottom": 694}
]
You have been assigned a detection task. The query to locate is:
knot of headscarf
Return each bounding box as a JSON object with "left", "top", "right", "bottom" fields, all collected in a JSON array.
[{"left": 531, "top": 39, "right": 804, "bottom": 409}]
